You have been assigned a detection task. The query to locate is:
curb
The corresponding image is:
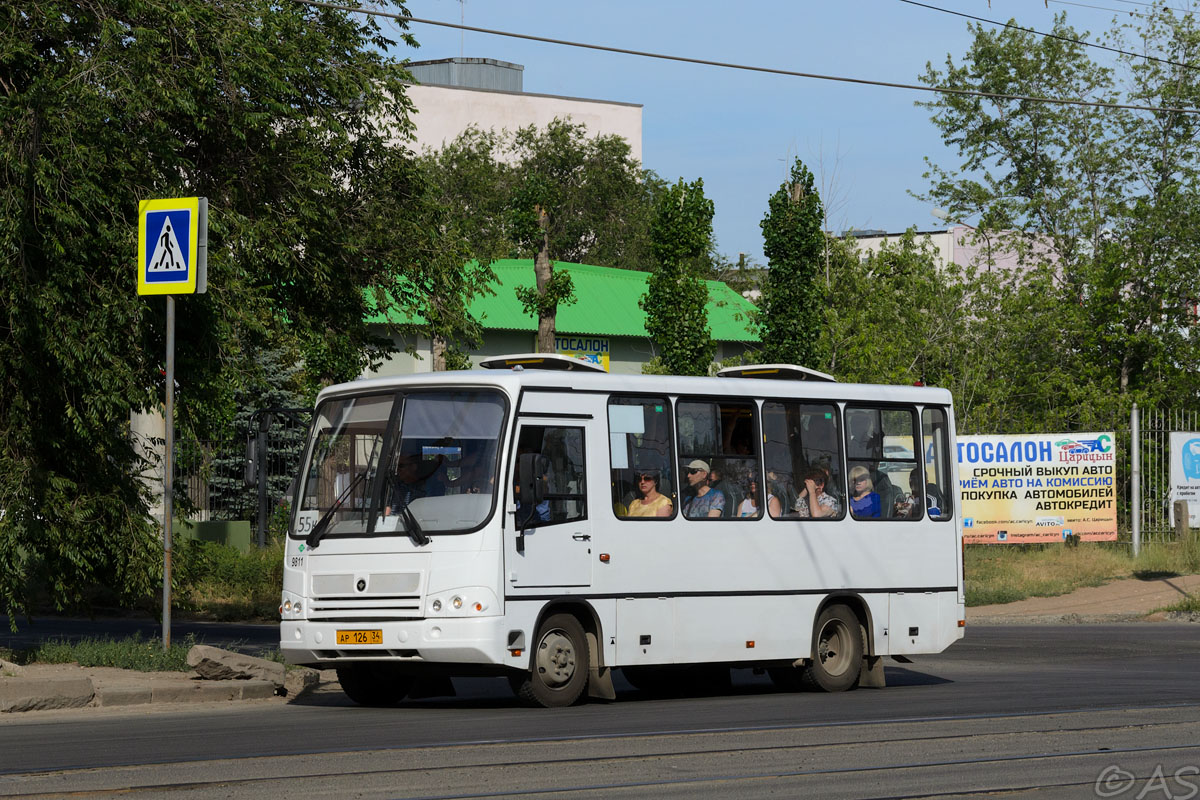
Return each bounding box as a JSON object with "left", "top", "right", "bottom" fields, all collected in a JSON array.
[
  {"left": 0, "top": 676, "right": 282, "bottom": 713},
  {"left": 0, "top": 677, "right": 94, "bottom": 713}
]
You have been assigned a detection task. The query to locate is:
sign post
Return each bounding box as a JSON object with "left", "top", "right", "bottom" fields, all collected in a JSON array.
[{"left": 138, "top": 197, "right": 207, "bottom": 650}]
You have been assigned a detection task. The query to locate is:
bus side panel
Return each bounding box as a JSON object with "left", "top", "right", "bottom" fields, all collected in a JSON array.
[
  {"left": 887, "top": 591, "right": 962, "bottom": 655},
  {"left": 616, "top": 598, "right": 675, "bottom": 665},
  {"left": 671, "top": 595, "right": 819, "bottom": 664}
]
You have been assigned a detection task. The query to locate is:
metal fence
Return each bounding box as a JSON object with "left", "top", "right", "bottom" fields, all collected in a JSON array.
[
  {"left": 176, "top": 410, "right": 310, "bottom": 525},
  {"left": 1133, "top": 405, "right": 1200, "bottom": 546}
]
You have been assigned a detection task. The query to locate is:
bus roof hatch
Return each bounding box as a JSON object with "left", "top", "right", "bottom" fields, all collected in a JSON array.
[
  {"left": 717, "top": 364, "right": 837, "bottom": 382},
  {"left": 479, "top": 353, "right": 608, "bottom": 373}
]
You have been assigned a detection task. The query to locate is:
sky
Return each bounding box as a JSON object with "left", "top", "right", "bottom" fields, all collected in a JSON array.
[{"left": 389, "top": 0, "right": 1147, "bottom": 265}]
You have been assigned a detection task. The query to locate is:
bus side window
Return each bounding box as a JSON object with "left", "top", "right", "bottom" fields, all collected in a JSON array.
[
  {"left": 608, "top": 397, "right": 676, "bottom": 520},
  {"left": 676, "top": 399, "right": 762, "bottom": 520},
  {"left": 764, "top": 401, "right": 845, "bottom": 520},
  {"left": 845, "top": 406, "right": 920, "bottom": 520},
  {"left": 922, "top": 407, "right": 953, "bottom": 520}
]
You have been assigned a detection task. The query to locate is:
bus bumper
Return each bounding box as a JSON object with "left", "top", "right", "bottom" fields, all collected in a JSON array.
[{"left": 280, "top": 616, "right": 509, "bottom": 667}]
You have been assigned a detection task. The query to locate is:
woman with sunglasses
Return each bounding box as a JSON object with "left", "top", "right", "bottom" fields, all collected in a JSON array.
[
  {"left": 848, "top": 465, "right": 881, "bottom": 519},
  {"left": 626, "top": 471, "right": 673, "bottom": 517}
]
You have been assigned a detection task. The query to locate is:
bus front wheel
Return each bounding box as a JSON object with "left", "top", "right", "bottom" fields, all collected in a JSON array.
[
  {"left": 804, "top": 605, "right": 863, "bottom": 692},
  {"left": 336, "top": 663, "right": 414, "bottom": 707},
  {"left": 512, "top": 613, "right": 590, "bottom": 707}
]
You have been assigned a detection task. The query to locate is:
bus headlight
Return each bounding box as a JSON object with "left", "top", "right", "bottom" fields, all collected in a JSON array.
[{"left": 425, "top": 588, "right": 499, "bottom": 617}]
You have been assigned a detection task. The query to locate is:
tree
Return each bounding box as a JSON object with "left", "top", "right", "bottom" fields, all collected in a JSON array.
[
  {"left": 917, "top": 5, "right": 1200, "bottom": 428},
  {"left": 507, "top": 120, "right": 659, "bottom": 352},
  {"left": 757, "top": 158, "right": 826, "bottom": 367},
  {"left": 0, "top": 0, "right": 425, "bottom": 618},
  {"left": 823, "top": 233, "right": 971, "bottom": 384},
  {"left": 202, "top": 348, "right": 308, "bottom": 521},
  {"left": 641, "top": 179, "right": 716, "bottom": 375},
  {"left": 416, "top": 128, "right": 512, "bottom": 369},
  {"left": 420, "top": 119, "right": 664, "bottom": 355}
]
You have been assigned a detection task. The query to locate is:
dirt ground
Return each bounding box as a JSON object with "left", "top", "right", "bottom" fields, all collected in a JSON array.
[{"left": 968, "top": 573, "right": 1200, "bottom": 624}]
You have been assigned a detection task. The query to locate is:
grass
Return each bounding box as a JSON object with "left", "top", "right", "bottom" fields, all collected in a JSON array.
[
  {"left": 966, "top": 532, "right": 1200, "bottom": 607},
  {"left": 12, "top": 633, "right": 198, "bottom": 671},
  {"left": 2, "top": 633, "right": 287, "bottom": 672}
]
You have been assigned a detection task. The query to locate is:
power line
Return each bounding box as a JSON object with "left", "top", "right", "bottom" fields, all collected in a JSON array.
[
  {"left": 896, "top": 0, "right": 1197, "bottom": 71},
  {"left": 290, "top": 0, "right": 1200, "bottom": 116},
  {"left": 1046, "top": 0, "right": 1151, "bottom": 16}
]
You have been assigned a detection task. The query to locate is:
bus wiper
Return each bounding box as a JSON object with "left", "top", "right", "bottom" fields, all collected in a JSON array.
[
  {"left": 398, "top": 503, "right": 430, "bottom": 547},
  {"left": 305, "top": 470, "right": 366, "bottom": 549}
]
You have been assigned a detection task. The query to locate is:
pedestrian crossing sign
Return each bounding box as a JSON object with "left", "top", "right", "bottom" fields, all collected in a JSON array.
[{"left": 138, "top": 197, "right": 207, "bottom": 295}]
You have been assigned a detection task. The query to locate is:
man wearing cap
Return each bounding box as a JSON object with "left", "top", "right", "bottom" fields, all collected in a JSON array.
[{"left": 682, "top": 459, "right": 725, "bottom": 518}]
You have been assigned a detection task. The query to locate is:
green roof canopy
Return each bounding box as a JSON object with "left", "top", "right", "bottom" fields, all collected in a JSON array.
[{"left": 368, "top": 259, "right": 758, "bottom": 343}]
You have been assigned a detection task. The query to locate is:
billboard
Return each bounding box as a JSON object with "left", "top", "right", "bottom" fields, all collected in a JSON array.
[
  {"left": 1169, "top": 432, "right": 1200, "bottom": 529},
  {"left": 957, "top": 432, "right": 1117, "bottom": 544},
  {"left": 554, "top": 336, "right": 610, "bottom": 371}
]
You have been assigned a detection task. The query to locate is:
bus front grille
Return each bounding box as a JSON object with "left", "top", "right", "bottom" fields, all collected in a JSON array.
[{"left": 308, "top": 596, "right": 423, "bottom": 619}]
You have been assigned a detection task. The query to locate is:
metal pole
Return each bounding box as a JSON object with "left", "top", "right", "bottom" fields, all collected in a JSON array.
[
  {"left": 1132, "top": 402, "right": 1141, "bottom": 558},
  {"left": 256, "top": 414, "right": 270, "bottom": 548},
  {"left": 163, "top": 295, "right": 175, "bottom": 650}
]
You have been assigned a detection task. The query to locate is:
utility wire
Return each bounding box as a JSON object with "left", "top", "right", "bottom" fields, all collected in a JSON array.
[
  {"left": 291, "top": 0, "right": 1200, "bottom": 116},
  {"left": 1046, "top": 0, "right": 1151, "bottom": 16},
  {"left": 896, "top": 0, "right": 1197, "bottom": 70}
]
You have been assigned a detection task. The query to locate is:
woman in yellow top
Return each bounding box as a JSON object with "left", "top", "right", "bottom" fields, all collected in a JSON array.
[{"left": 627, "top": 471, "right": 673, "bottom": 517}]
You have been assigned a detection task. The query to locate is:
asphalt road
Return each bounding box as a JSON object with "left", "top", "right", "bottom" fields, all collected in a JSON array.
[{"left": 3, "top": 624, "right": 1200, "bottom": 799}]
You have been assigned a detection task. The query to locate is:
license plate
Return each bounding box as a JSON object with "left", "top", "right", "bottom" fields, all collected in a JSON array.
[{"left": 336, "top": 629, "right": 382, "bottom": 645}]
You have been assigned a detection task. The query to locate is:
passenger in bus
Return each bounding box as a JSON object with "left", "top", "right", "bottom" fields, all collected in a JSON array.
[
  {"left": 626, "top": 471, "right": 673, "bottom": 517},
  {"left": 682, "top": 460, "right": 725, "bottom": 518},
  {"left": 848, "top": 465, "right": 881, "bottom": 518},
  {"left": 737, "top": 478, "right": 780, "bottom": 518},
  {"left": 910, "top": 467, "right": 944, "bottom": 517},
  {"left": 513, "top": 460, "right": 552, "bottom": 526},
  {"left": 793, "top": 467, "right": 840, "bottom": 518},
  {"left": 707, "top": 465, "right": 734, "bottom": 513},
  {"left": 847, "top": 414, "right": 883, "bottom": 460}
]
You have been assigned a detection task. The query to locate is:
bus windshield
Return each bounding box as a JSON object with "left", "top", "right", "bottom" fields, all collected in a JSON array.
[{"left": 295, "top": 390, "right": 507, "bottom": 540}]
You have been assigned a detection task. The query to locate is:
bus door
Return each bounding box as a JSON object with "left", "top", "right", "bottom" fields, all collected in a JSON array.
[{"left": 507, "top": 418, "right": 592, "bottom": 588}]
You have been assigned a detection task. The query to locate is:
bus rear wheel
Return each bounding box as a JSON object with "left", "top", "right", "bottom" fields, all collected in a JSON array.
[
  {"left": 336, "top": 663, "right": 414, "bottom": 707},
  {"left": 512, "top": 613, "right": 589, "bottom": 707},
  {"left": 803, "top": 605, "right": 863, "bottom": 693}
]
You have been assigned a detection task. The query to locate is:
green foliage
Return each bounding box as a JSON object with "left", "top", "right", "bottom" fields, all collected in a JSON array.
[
  {"left": 515, "top": 270, "right": 577, "bottom": 317},
  {"left": 916, "top": 5, "right": 1200, "bottom": 430},
  {"left": 641, "top": 179, "right": 717, "bottom": 376},
  {"left": 757, "top": 159, "right": 826, "bottom": 366},
  {"left": 24, "top": 633, "right": 198, "bottom": 672},
  {"left": 507, "top": 119, "right": 661, "bottom": 269},
  {"left": 0, "top": 0, "right": 422, "bottom": 620},
  {"left": 173, "top": 539, "right": 284, "bottom": 621},
  {"left": 421, "top": 120, "right": 666, "bottom": 353},
  {"left": 202, "top": 348, "right": 310, "bottom": 520},
  {"left": 823, "top": 232, "right": 970, "bottom": 386}
]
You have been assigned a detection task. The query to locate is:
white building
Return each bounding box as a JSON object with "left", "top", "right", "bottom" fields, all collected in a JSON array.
[{"left": 404, "top": 58, "right": 643, "bottom": 162}]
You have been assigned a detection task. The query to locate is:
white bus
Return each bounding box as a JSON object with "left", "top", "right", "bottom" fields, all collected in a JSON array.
[{"left": 280, "top": 355, "right": 965, "bottom": 707}]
